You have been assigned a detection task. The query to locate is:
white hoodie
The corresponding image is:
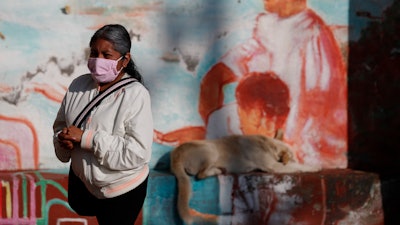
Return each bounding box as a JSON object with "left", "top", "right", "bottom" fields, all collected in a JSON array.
[{"left": 53, "top": 73, "right": 153, "bottom": 198}]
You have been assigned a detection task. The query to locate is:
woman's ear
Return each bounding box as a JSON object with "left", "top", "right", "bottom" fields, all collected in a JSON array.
[{"left": 123, "top": 53, "right": 131, "bottom": 67}]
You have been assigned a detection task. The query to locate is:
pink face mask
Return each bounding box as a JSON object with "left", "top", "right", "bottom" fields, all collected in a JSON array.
[{"left": 87, "top": 57, "right": 123, "bottom": 83}]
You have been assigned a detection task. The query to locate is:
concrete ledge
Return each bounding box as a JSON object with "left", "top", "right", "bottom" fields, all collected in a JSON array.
[
  {"left": 145, "top": 169, "right": 384, "bottom": 225},
  {"left": 0, "top": 169, "right": 384, "bottom": 225}
]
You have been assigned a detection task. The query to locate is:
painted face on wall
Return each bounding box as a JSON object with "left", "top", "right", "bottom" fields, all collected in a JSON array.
[
  {"left": 236, "top": 72, "right": 290, "bottom": 137},
  {"left": 263, "top": 0, "right": 307, "bottom": 17},
  {"left": 263, "top": 0, "right": 281, "bottom": 12}
]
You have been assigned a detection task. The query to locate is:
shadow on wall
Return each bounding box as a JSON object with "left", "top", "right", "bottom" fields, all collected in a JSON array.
[
  {"left": 347, "top": 0, "right": 400, "bottom": 224},
  {"left": 160, "top": 1, "right": 227, "bottom": 73}
]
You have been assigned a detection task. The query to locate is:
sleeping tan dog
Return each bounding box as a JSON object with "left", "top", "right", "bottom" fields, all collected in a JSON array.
[{"left": 170, "top": 131, "right": 320, "bottom": 225}]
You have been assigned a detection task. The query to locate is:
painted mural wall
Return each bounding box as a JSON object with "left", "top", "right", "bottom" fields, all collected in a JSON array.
[
  {"left": 0, "top": 0, "right": 354, "bottom": 171},
  {"left": 1, "top": 0, "right": 398, "bottom": 224}
]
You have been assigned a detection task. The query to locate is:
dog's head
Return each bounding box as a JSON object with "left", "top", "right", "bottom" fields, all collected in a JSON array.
[{"left": 257, "top": 133, "right": 294, "bottom": 165}]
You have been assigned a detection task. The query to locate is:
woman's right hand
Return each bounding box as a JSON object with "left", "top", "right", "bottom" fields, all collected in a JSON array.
[{"left": 57, "top": 127, "right": 75, "bottom": 150}]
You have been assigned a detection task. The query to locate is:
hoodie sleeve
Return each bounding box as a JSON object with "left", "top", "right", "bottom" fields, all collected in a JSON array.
[{"left": 52, "top": 97, "right": 72, "bottom": 163}]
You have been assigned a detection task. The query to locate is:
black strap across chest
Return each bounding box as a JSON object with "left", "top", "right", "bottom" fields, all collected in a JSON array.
[{"left": 72, "top": 77, "right": 137, "bottom": 127}]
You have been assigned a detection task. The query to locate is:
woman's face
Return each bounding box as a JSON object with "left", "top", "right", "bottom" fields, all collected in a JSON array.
[
  {"left": 89, "top": 38, "right": 129, "bottom": 69},
  {"left": 89, "top": 38, "right": 121, "bottom": 60}
]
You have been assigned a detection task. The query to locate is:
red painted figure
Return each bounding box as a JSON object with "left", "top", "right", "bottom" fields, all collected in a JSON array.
[{"left": 155, "top": 0, "right": 347, "bottom": 169}]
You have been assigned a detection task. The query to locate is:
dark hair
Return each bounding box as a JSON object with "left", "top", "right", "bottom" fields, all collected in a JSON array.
[
  {"left": 89, "top": 24, "right": 144, "bottom": 84},
  {"left": 236, "top": 72, "right": 290, "bottom": 116}
]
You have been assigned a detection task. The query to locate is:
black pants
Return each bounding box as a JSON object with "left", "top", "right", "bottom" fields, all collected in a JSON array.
[{"left": 68, "top": 168, "right": 148, "bottom": 225}]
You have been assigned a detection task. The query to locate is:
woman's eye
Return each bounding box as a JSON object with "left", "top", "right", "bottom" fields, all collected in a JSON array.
[{"left": 104, "top": 54, "right": 113, "bottom": 58}]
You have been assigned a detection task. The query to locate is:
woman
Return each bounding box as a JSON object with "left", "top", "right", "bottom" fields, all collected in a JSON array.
[{"left": 53, "top": 24, "right": 153, "bottom": 225}]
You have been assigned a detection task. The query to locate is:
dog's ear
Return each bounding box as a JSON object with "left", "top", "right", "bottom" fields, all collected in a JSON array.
[{"left": 274, "top": 129, "right": 284, "bottom": 141}]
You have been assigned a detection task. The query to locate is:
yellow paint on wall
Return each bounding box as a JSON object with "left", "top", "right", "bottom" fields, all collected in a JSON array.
[{"left": 1, "top": 181, "right": 12, "bottom": 218}]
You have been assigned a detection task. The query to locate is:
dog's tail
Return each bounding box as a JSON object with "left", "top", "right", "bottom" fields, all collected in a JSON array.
[
  {"left": 170, "top": 147, "right": 218, "bottom": 225},
  {"left": 170, "top": 148, "right": 195, "bottom": 224}
]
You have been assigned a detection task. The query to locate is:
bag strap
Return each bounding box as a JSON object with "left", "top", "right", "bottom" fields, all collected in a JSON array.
[{"left": 73, "top": 77, "right": 137, "bottom": 127}]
